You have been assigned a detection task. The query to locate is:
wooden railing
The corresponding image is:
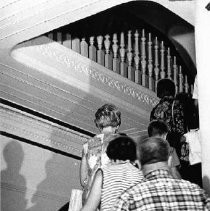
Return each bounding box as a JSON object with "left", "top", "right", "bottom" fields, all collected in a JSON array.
[{"left": 46, "top": 29, "right": 192, "bottom": 94}]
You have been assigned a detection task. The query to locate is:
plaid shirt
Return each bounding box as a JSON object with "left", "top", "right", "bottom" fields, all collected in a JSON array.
[{"left": 114, "top": 169, "right": 210, "bottom": 211}]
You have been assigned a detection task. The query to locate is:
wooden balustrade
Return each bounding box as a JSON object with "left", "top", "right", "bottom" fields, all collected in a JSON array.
[{"left": 46, "top": 29, "right": 191, "bottom": 95}]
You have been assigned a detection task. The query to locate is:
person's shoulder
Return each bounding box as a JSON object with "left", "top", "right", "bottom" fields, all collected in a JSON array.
[
  {"left": 103, "top": 132, "right": 121, "bottom": 142},
  {"left": 125, "top": 163, "right": 144, "bottom": 178},
  {"left": 95, "top": 168, "right": 103, "bottom": 178},
  {"left": 176, "top": 178, "right": 205, "bottom": 192},
  {"left": 125, "top": 180, "right": 145, "bottom": 194},
  {"left": 154, "top": 97, "right": 172, "bottom": 110},
  {"left": 150, "top": 98, "right": 172, "bottom": 121},
  {"left": 86, "top": 134, "right": 103, "bottom": 147},
  {"left": 118, "top": 180, "right": 146, "bottom": 203}
]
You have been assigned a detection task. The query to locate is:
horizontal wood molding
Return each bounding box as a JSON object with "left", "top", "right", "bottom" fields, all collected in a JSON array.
[
  {"left": 0, "top": 104, "right": 90, "bottom": 157},
  {"left": 0, "top": 181, "right": 69, "bottom": 203}
]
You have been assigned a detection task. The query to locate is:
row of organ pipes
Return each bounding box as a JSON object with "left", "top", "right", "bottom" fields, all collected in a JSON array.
[{"left": 47, "top": 29, "right": 192, "bottom": 94}]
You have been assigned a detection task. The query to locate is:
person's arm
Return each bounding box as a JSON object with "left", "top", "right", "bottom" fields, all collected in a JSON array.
[
  {"left": 80, "top": 143, "right": 88, "bottom": 187},
  {"left": 80, "top": 169, "right": 102, "bottom": 211},
  {"left": 168, "top": 148, "right": 181, "bottom": 179},
  {"left": 170, "top": 166, "right": 181, "bottom": 179}
]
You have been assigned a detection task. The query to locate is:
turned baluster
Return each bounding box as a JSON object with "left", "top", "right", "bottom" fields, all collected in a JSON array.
[
  {"left": 72, "top": 37, "right": 80, "bottom": 53},
  {"left": 134, "top": 30, "right": 141, "bottom": 84},
  {"left": 97, "top": 36, "right": 105, "bottom": 66},
  {"left": 112, "top": 33, "right": 120, "bottom": 74},
  {"left": 89, "top": 36, "right": 96, "bottom": 62},
  {"left": 63, "top": 33, "right": 72, "bottom": 49},
  {"left": 127, "top": 31, "right": 134, "bottom": 81},
  {"left": 167, "top": 47, "right": 172, "bottom": 79},
  {"left": 160, "top": 41, "right": 165, "bottom": 79},
  {"left": 154, "top": 37, "right": 159, "bottom": 92},
  {"left": 56, "top": 32, "right": 62, "bottom": 44},
  {"left": 81, "top": 38, "right": 88, "bottom": 57},
  {"left": 48, "top": 32, "right": 54, "bottom": 40},
  {"left": 104, "top": 35, "right": 112, "bottom": 70},
  {"left": 178, "top": 66, "right": 184, "bottom": 93},
  {"left": 148, "top": 33, "right": 154, "bottom": 90},
  {"left": 141, "top": 29, "right": 147, "bottom": 87},
  {"left": 173, "top": 56, "right": 178, "bottom": 94},
  {"left": 119, "top": 32, "right": 128, "bottom": 78}
]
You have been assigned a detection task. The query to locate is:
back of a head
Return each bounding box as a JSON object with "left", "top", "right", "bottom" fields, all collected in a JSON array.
[
  {"left": 148, "top": 120, "right": 169, "bottom": 137},
  {"left": 94, "top": 104, "right": 121, "bottom": 130},
  {"left": 157, "top": 79, "right": 176, "bottom": 99},
  {"left": 106, "top": 136, "right": 136, "bottom": 162},
  {"left": 138, "top": 137, "right": 170, "bottom": 165}
]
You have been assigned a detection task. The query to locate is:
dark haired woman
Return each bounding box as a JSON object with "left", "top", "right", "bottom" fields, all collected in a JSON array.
[{"left": 81, "top": 135, "right": 143, "bottom": 211}]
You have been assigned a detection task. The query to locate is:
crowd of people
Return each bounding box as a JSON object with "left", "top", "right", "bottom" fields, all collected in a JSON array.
[{"left": 69, "top": 78, "right": 209, "bottom": 210}]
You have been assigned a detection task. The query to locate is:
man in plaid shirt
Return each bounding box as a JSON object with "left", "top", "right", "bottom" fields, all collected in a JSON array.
[{"left": 114, "top": 137, "right": 210, "bottom": 211}]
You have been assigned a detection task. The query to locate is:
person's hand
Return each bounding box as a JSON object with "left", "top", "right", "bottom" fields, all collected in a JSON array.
[{"left": 180, "top": 135, "right": 186, "bottom": 143}]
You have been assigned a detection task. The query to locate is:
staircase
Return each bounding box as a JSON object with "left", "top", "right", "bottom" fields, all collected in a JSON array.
[{"left": 46, "top": 27, "right": 192, "bottom": 95}]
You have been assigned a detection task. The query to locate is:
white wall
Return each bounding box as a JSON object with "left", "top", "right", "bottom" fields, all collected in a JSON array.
[
  {"left": 168, "top": 26, "right": 196, "bottom": 65},
  {"left": 0, "top": 104, "right": 89, "bottom": 211},
  {"left": 168, "top": 25, "right": 197, "bottom": 79},
  {"left": 195, "top": 0, "right": 210, "bottom": 196},
  {"left": 0, "top": 135, "right": 81, "bottom": 211}
]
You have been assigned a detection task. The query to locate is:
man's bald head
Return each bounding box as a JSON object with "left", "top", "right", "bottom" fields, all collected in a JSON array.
[{"left": 138, "top": 137, "right": 170, "bottom": 165}]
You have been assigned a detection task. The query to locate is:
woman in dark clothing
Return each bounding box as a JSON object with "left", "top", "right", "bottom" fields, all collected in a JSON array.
[
  {"left": 150, "top": 78, "right": 202, "bottom": 187},
  {"left": 150, "top": 79, "right": 186, "bottom": 151}
]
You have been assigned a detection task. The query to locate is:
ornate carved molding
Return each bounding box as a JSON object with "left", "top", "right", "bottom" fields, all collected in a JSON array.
[
  {"left": 0, "top": 104, "right": 89, "bottom": 157},
  {"left": 39, "top": 44, "right": 158, "bottom": 107},
  {"left": 13, "top": 37, "right": 159, "bottom": 111}
]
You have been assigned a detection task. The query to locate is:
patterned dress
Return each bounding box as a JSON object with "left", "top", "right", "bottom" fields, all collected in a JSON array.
[
  {"left": 82, "top": 133, "right": 118, "bottom": 202},
  {"left": 150, "top": 96, "right": 187, "bottom": 160},
  {"left": 150, "top": 96, "right": 185, "bottom": 136}
]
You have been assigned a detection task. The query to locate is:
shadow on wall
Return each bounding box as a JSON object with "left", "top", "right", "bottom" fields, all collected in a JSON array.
[
  {"left": 1, "top": 141, "right": 27, "bottom": 211},
  {"left": 26, "top": 124, "right": 82, "bottom": 211}
]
